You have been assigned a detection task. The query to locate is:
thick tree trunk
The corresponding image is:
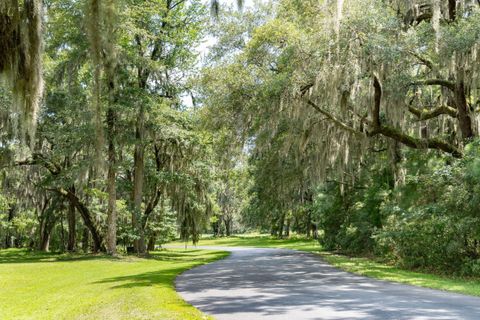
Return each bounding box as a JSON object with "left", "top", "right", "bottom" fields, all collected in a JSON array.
[
  {"left": 132, "top": 103, "right": 146, "bottom": 254},
  {"left": 61, "top": 187, "right": 104, "bottom": 252},
  {"left": 39, "top": 227, "right": 51, "bottom": 252},
  {"left": 454, "top": 77, "right": 473, "bottom": 139},
  {"left": 106, "top": 107, "right": 117, "bottom": 255},
  {"left": 67, "top": 198, "right": 76, "bottom": 251},
  {"left": 147, "top": 235, "right": 156, "bottom": 251},
  {"left": 38, "top": 207, "right": 56, "bottom": 252},
  {"left": 224, "top": 216, "right": 232, "bottom": 236},
  {"left": 82, "top": 227, "right": 90, "bottom": 252},
  {"left": 102, "top": 0, "right": 118, "bottom": 256}
]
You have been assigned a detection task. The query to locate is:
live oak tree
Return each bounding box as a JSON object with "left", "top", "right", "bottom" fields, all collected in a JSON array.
[
  {"left": 1, "top": 0, "right": 214, "bottom": 253},
  {"left": 200, "top": 0, "right": 480, "bottom": 254}
]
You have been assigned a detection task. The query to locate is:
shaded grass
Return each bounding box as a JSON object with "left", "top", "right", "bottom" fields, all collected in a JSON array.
[
  {"left": 0, "top": 248, "right": 228, "bottom": 320},
  {"left": 170, "top": 234, "right": 480, "bottom": 297}
]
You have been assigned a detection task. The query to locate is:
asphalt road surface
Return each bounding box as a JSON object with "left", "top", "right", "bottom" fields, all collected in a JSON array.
[{"left": 175, "top": 247, "right": 480, "bottom": 320}]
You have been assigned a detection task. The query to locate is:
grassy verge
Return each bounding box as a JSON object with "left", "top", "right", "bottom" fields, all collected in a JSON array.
[
  {"left": 320, "top": 253, "right": 480, "bottom": 297},
  {"left": 170, "top": 234, "right": 480, "bottom": 297},
  {"left": 0, "top": 248, "right": 228, "bottom": 320}
]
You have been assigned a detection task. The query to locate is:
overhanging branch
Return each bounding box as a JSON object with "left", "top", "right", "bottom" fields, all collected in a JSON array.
[
  {"left": 408, "top": 104, "right": 458, "bottom": 120},
  {"left": 369, "top": 125, "right": 462, "bottom": 157},
  {"left": 411, "top": 79, "right": 455, "bottom": 91},
  {"left": 373, "top": 76, "right": 461, "bottom": 157},
  {"left": 304, "top": 99, "right": 364, "bottom": 137},
  {"left": 300, "top": 78, "right": 462, "bottom": 158}
]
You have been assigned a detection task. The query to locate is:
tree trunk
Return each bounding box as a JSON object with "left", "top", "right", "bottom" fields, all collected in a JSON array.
[
  {"left": 448, "top": 0, "right": 456, "bottom": 21},
  {"left": 61, "top": 187, "right": 104, "bottom": 252},
  {"left": 5, "top": 205, "right": 15, "bottom": 248},
  {"left": 278, "top": 213, "right": 285, "bottom": 238},
  {"left": 312, "top": 224, "right": 318, "bottom": 240},
  {"left": 147, "top": 235, "right": 156, "bottom": 251},
  {"left": 270, "top": 224, "right": 278, "bottom": 236},
  {"left": 102, "top": 0, "right": 118, "bottom": 256},
  {"left": 285, "top": 218, "right": 291, "bottom": 238},
  {"left": 132, "top": 102, "right": 146, "bottom": 254},
  {"left": 224, "top": 216, "right": 232, "bottom": 236},
  {"left": 306, "top": 211, "right": 311, "bottom": 237},
  {"left": 389, "top": 141, "right": 405, "bottom": 188},
  {"left": 82, "top": 227, "right": 90, "bottom": 253},
  {"left": 39, "top": 227, "right": 51, "bottom": 252},
  {"left": 39, "top": 207, "right": 56, "bottom": 252},
  {"left": 454, "top": 76, "right": 473, "bottom": 139},
  {"left": 67, "top": 197, "right": 76, "bottom": 252},
  {"left": 106, "top": 107, "right": 117, "bottom": 255}
]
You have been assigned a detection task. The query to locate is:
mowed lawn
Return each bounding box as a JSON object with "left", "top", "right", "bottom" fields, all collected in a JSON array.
[
  {"left": 0, "top": 248, "right": 228, "bottom": 320},
  {"left": 170, "top": 234, "right": 322, "bottom": 252}
]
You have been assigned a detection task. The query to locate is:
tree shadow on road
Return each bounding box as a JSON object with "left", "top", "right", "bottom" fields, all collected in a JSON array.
[{"left": 177, "top": 250, "right": 480, "bottom": 320}]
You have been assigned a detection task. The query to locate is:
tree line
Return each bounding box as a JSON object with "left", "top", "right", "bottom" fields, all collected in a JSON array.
[
  {"left": 201, "top": 0, "right": 480, "bottom": 275},
  {"left": 2, "top": 0, "right": 480, "bottom": 277}
]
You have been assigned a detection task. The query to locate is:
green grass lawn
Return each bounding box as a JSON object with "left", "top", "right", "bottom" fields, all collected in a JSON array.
[
  {"left": 0, "top": 248, "right": 228, "bottom": 320},
  {"left": 171, "top": 234, "right": 480, "bottom": 297}
]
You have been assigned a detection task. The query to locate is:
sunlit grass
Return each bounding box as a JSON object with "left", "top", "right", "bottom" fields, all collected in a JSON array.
[
  {"left": 0, "top": 248, "right": 228, "bottom": 320},
  {"left": 320, "top": 253, "right": 480, "bottom": 297},
  {"left": 169, "top": 233, "right": 322, "bottom": 252}
]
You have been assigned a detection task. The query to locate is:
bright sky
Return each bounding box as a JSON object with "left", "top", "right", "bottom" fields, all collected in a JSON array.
[
  {"left": 196, "top": 0, "right": 259, "bottom": 54},
  {"left": 182, "top": 0, "right": 265, "bottom": 107}
]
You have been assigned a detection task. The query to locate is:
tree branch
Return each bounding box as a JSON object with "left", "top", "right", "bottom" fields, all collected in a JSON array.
[
  {"left": 11, "top": 153, "right": 61, "bottom": 175},
  {"left": 301, "top": 77, "right": 462, "bottom": 157},
  {"left": 372, "top": 76, "right": 382, "bottom": 128},
  {"left": 408, "top": 51, "right": 434, "bottom": 69},
  {"left": 373, "top": 76, "right": 461, "bottom": 157},
  {"left": 370, "top": 125, "right": 462, "bottom": 157},
  {"left": 304, "top": 99, "right": 364, "bottom": 137},
  {"left": 411, "top": 79, "right": 455, "bottom": 91},
  {"left": 408, "top": 104, "right": 458, "bottom": 120}
]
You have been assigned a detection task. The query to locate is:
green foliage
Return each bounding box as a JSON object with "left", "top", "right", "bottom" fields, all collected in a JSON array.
[
  {"left": 375, "top": 141, "right": 480, "bottom": 275},
  {"left": 310, "top": 140, "right": 480, "bottom": 276}
]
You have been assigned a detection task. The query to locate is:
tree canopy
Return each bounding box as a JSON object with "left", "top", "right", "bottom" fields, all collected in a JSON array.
[{"left": 1, "top": 0, "right": 480, "bottom": 276}]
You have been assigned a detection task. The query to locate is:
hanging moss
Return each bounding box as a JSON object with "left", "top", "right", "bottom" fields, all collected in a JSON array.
[
  {"left": 85, "top": 0, "right": 105, "bottom": 168},
  {"left": 0, "top": 0, "right": 43, "bottom": 143}
]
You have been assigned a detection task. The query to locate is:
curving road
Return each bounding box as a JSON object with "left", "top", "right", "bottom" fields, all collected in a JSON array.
[{"left": 175, "top": 247, "right": 480, "bottom": 320}]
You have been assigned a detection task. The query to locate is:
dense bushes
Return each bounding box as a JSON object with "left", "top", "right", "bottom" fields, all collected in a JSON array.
[{"left": 314, "top": 140, "right": 480, "bottom": 276}]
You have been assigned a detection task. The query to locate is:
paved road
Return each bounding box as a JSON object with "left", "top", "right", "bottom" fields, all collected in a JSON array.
[{"left": 175, "top": 247, "right": 480, "bottom": 320}]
